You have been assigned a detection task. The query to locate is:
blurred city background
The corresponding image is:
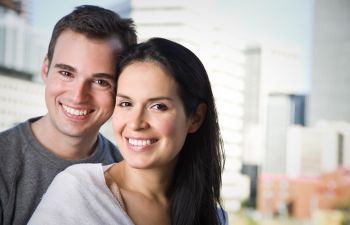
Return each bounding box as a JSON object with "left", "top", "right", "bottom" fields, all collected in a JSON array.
[{"left": 1, "top": 0, "right": 349, "bottom": 224}]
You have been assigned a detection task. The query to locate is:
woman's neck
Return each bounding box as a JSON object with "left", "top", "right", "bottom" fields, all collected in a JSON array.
[
  {"left": 108, "top": 161, "right": 174, "bottom": 225},
  {"left": 111, "top": 161, "right": 175, "bottom": 202}
]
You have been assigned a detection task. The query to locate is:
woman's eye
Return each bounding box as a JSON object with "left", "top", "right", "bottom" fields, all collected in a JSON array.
[
  {"left": 151, "top": 103, "right": 168, "bottom": 111},
  {"left": 118, "top": 102, "right": 132, "bottom": 107}
]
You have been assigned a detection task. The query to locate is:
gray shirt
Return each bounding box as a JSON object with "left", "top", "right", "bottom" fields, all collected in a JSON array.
[{"left": 0, "top": 117, "right": 122, "bottom": 225}]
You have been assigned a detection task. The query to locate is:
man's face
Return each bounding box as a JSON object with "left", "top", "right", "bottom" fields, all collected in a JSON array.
[{"left": 41, "top": 29, "right": 118, "bottom": 138}]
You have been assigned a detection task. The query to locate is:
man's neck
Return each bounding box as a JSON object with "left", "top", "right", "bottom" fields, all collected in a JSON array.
[{"left": 31, "top": 116, "right": 98, "bottom": 160}]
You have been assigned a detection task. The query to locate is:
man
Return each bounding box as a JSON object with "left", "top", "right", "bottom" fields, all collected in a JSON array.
[{"left": 0, "top": 5, "right": 137, "bottom": 225}]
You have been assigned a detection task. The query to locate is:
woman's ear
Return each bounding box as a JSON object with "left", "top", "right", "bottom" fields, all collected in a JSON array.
[{"left": 188, "top": 103, "right": 207, "bottom": 133}]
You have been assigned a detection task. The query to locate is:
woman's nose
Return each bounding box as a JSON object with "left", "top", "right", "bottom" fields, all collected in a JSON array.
[{"left": 129, "top": 108, "right": 149, "bottom": 130}]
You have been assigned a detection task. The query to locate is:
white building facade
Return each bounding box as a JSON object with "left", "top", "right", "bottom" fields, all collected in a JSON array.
[
  {"left": 286, "top": 121, "right": 350, "bottom": 178},
  {"left": 0, "top": 6, "right": 49, "bottom": 81},
  {"left": 0, "top": 75, "right": 46, "bottom": 131},
  {"left": 0, "top": 3, "right": 48, "bottom": 131}
]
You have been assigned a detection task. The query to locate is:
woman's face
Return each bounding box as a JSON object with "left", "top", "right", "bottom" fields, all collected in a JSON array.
[{"left": 112, "top": 61, "right": 194, "bottom": 170}]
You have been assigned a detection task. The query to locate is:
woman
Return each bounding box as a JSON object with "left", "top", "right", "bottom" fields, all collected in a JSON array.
[{"left": 28, "top": 37, "right": 226, "bottom": 225}]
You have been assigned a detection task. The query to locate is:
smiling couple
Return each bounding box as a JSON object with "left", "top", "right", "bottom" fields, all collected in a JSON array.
[{"left": 0, "top": 5, "right": 227, "bottom": 225}]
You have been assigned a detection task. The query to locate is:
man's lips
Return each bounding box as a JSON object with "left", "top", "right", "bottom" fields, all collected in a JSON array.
[{"left": 61, "top": 103, "right": 94, "bottom": 116}]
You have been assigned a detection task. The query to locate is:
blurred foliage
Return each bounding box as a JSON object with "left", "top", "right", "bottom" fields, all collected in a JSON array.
[{"left": 334, "top": 199, "right": 350, "bottom": 225}]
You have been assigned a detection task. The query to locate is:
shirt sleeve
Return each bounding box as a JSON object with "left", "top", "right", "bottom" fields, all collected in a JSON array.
[{"left": 27, "top": 170, "right": 92, "bottom": 225}]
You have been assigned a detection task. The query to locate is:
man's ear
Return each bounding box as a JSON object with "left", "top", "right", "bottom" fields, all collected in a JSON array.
[
  {"left": 188, "top": 103, "right": 207, "bottom": 134},
  {"left": 41, "top": 55, "right": 50, "bottom": 83}
]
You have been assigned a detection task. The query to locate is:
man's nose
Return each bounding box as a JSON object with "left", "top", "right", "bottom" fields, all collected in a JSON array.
[{"left": 71, "top": 80, "right": 90, "bottom": 103}]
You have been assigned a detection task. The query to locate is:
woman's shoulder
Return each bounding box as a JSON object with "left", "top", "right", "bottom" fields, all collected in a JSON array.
[
  {"left": 64, "top": 162, "right": 103, "bottom": 173},
  {"left": 54, "top": 163, "right": 111, "bottom": 189}
]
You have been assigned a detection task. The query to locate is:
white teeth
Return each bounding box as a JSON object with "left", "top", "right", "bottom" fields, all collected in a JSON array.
[
  {"left": 128, "top": 138, "right": 154, "bottom": 147},
  {"left": 62, "top": 104, "right": 88, "bottom": 116}
]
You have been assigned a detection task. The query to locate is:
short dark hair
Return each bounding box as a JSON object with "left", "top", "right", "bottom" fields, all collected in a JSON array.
[
  {"left": 47, "top": 5, "right": 137, "bottom": 63},
  {"left": 116, "top": 37, "right": 225, "bottom": 225}
]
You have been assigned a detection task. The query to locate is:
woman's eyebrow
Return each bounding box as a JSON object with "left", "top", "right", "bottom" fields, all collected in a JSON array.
[{"left": 116, "top": 94, "right": 174, "bottom": 102}]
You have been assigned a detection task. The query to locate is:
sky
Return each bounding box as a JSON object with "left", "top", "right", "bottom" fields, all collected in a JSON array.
[
  {"left": 29, "top": 0, "right": 118, "bottom": 32},
  {"left": 219, "top": 0, "right": 314, "bottom": 45},
  {"left": 218, "top": 0, "right": 314, "bottom": 89},
  {"left": 29, "top": 0, "right": 313, "bottom": 48},
  {"left": 29, "top": 0, "right": 314, "bottom": 88}
]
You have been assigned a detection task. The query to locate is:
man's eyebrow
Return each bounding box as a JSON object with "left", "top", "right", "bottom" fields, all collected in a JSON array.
[
  {"left": 54, "top": 63, "right": 76, "bottom": 72},
  {"left": 93, "top": 73, "right": 115, "bottom": 81},
  {"left": 54, "top": 63, "right": 114, "bottom": 80}
]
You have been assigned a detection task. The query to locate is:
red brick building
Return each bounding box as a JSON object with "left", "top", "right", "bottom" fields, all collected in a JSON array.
[{"left": 257, "top": 168, "right": 350, "bottom": 219}]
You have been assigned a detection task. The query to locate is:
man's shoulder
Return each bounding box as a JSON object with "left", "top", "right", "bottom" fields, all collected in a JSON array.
[
  {"left": 0, "top": 119, "right": 40, "bottom": 177},
  {"left": 0, "top": 118, "right": 37, "bottom": 140},
  {"left": 97, "top": 133, "right": 122, "bottom": 162},
  {"left": 0, "top": 117, "right": 40, "bottom": 137},
  {"left": 98, "top": 134, "right": 117, "bottom": 148},
  {"left": 0, "top": 122, "right": 29, "bottom": 210},
  {"left": 0, "top": 122, "right": 23, "bottom": 137},
  {"left": 0, "top": 121, "right": 28, "bottom": 150}
]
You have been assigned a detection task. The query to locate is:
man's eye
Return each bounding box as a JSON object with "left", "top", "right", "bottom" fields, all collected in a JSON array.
[
  {"left": 151, "top": 103, "right": 168, "bottom": 111},
  {"left": 94, "top": 80, "right": 111, "bottom": 87},
  {"left": 59, "top": 71, "right": 72, "bottom": 77}
]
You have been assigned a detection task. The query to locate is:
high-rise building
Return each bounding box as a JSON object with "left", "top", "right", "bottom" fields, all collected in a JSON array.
[
  {"left": 308, "top": 0, "right": 350, "bottom": 125},
  {"left": 243, "top": 45, "right": 306, "bottom": 175}
]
